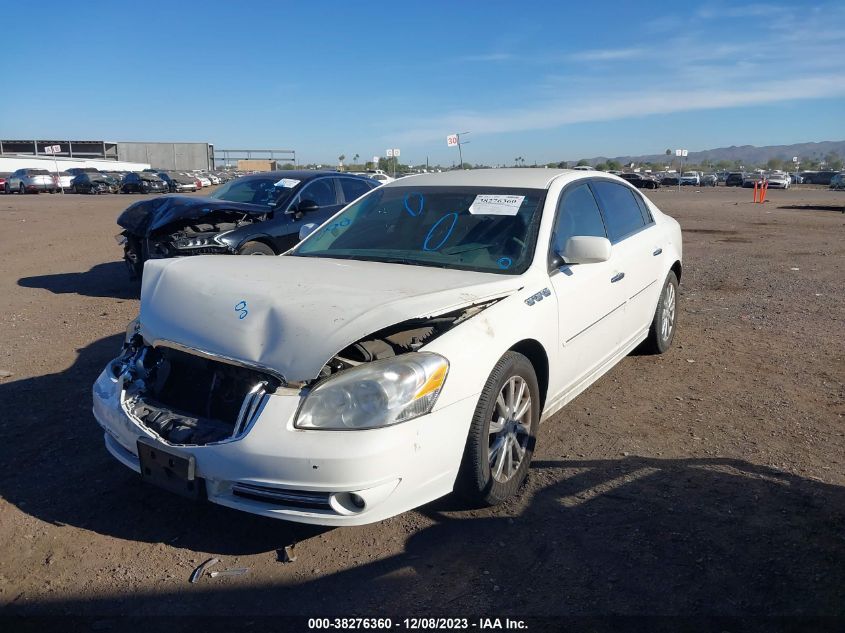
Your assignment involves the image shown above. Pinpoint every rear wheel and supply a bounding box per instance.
[642,271,678,354]
[237,241,275,256]
[19,183,26,194]
[457,351,539,506]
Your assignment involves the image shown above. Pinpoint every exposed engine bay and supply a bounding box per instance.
[317,300,498,379]
[112,335,280,445]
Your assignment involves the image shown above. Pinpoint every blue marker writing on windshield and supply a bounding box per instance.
[403,192,424,217]
[423,212,458,251]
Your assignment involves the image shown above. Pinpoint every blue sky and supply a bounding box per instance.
[2,1,844,166]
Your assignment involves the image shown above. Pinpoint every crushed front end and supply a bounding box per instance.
[110,332,280,445]
[92,321,477,525]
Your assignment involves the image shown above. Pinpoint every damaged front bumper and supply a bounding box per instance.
[91,345,475,526]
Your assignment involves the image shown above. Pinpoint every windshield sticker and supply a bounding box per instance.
[423,212,458,251]
[497,257,513,270]
[468,194,525,216]
[403,192,425,217]
[274,178,301,188]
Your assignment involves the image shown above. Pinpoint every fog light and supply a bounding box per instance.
[329,492,367,515]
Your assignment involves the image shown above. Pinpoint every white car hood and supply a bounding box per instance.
[139,256,522,382]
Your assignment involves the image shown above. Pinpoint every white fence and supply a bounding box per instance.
[0,155,150,173]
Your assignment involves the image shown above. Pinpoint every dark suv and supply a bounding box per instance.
[121,172,168,194]
[116,170,380,278]
[725,172,745,187]
[801,171,837,185]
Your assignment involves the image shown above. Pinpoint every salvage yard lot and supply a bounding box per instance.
[0,185,843,617]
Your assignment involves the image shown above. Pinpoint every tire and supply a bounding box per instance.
[19,183,26,195]
[71,185,78,194]
[457,351,540,506]
[237,241,276,256]
[642,270,679,354]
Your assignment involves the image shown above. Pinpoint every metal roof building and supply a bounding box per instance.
[0,139,214,171]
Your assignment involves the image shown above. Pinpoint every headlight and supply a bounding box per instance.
[295,352,449,430]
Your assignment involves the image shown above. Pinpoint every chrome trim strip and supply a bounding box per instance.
[231,484,332,508]
[565,302,626,344]
[628,279,656,301]
[151,339,287,384]
[232,382,267,438]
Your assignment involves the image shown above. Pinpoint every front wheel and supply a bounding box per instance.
[642,270,678,354]
[237,241,276,256]
[457,351,539,506]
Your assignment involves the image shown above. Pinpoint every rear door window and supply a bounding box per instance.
[590,180,647,243]
[339,177,373,203]
[296,178,338,208]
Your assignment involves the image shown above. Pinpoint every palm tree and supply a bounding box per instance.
[338,154,345,171]
[353,153,359,166]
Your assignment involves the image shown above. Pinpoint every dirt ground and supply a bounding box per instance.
[0,184,843,624]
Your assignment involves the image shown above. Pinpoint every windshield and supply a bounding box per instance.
[293,186,545,275]
[209,176,300,207]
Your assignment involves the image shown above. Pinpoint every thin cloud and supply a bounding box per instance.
[384,2,845,145]
[569,47,645,61]
[392,76,845,142]
[460,53,515,62]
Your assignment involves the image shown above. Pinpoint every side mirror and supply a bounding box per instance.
[560,236,612,265]
[295,199,319,214]
[299,223,319,241]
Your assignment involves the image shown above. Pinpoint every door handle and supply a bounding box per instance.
[652,248,663,256]
[611,272,625,283]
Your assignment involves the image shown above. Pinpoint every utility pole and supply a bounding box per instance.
[456,132,470,168]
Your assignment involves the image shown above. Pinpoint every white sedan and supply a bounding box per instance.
[765,172,790,189]
[92,169,682,525]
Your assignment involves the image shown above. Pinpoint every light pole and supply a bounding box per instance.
[456,131,470,168]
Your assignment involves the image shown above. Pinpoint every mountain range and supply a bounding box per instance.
[575,140,845,167]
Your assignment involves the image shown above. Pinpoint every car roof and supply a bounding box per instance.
[381,168,581,190]
[236,170,355,182]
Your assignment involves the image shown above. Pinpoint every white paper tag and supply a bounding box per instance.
[274,178,301,188]
[468,194,525,216]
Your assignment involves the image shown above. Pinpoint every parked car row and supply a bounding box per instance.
[0,167,237,194]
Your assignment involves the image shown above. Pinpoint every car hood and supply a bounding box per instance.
[117,195,269,235]
[139,256,523,382]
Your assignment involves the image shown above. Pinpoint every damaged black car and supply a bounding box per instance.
[116,170,380,279]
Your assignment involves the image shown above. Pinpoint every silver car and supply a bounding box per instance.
[5,168,60,194]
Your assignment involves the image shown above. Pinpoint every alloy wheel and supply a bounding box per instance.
[661,282,676,341]
[488,376,532,483]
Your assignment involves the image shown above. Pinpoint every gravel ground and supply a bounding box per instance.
[0,185,843,621]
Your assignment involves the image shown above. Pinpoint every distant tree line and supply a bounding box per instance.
[279,151,843,174]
